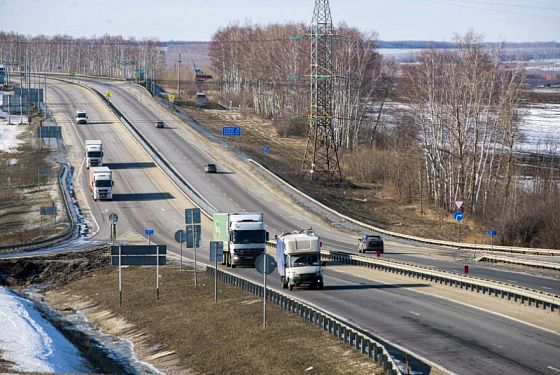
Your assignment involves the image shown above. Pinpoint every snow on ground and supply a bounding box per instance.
[0,124,25,153]
[0,286,91,373]
[518,103,560,153]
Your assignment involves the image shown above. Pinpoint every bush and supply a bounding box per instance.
[272,117,308,138]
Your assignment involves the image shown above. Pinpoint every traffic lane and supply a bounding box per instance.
[90,81,363,243]
[387,252,560,293]
[48,80,196,244]
[230,265,560,375]
[162,238,559,375]
[87,79,555,292]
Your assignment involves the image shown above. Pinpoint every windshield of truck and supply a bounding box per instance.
[232,229,265,244]
[77,113,86,118]
[95,180,112,187]
[87,151,102,157]
[289,254,319,267]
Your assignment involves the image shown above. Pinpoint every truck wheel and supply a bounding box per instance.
[288,281,293,291]
[318,282,324,290]
[282,281,287,289]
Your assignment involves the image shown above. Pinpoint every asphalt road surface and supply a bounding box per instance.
[41,78,560,375]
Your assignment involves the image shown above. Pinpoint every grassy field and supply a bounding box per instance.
[0,119,66,246]
[46,258,381,375]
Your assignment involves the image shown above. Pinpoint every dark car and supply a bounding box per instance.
[155,120,165,128]
[204,163,217,173]
[358,234,384,253]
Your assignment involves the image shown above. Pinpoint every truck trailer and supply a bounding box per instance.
[213,212,268,267]
[276,230,324,290]
[85,140,103,168]
[89,166,113,201]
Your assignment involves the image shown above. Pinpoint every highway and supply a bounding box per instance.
[44,78,560,374]
[82,78,560,295]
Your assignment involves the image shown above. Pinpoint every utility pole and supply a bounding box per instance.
[176,53,182,99]
[301,0,341,182]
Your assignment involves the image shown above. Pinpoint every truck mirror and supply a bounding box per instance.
[112,181,114,187]
[265,231,269,241]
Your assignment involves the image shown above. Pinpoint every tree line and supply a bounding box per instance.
[0,32,162,79]
[209,26,559,248]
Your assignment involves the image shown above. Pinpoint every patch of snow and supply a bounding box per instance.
[517,104,560,153]
[0,124,25,152]
[0,287,91,373]
[6,158,18,166]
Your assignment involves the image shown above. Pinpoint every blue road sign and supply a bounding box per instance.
[209,241,224,263]
[263,146,270,154]
[185,208,201,225]
[222,126,242,137]
[487,230,497,236]
[185,225,202,248]
[454,211,464,222]
[145,229,154,235]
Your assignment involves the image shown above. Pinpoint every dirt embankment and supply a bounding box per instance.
[1,250,383,375]
[0,118,67,247]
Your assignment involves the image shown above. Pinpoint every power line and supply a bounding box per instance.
[421,0,560,19]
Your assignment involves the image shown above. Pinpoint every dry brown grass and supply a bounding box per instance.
[0,119,67,246]
[48,263,381,375]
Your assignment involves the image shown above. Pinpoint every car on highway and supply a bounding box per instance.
[358,233,384,254]
[155,120,165,128]
[204,163,217,173]
[75,110,88,124]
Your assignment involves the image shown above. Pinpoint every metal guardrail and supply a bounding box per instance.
[206,266,402,375]
[0,163,78,254]
[249,159,560,256]
[476,254,560,271]
[322,250,560,313]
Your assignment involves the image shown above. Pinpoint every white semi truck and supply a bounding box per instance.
[276,230,324,290]
[213,212,268,267]
[85,140,103,168]
[89,166,113,200]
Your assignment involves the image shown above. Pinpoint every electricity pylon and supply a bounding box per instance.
[301,0,341,182]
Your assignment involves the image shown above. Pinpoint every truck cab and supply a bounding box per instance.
[89,166,113,200]
[85,140,103,168]
[75,110,88,124]
[277,230,324,290]
[213,212,268,268]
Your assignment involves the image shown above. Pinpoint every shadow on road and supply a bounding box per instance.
[112,192,174,201]
[104,162,156,169]
[320,283,429,291]
[87,121,116,125]
[214,171,235,175]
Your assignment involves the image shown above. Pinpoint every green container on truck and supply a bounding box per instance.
[213,212,268,268]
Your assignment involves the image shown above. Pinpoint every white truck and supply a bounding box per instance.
[85,140,103,168]
[75,110,88,124]
[89,166,113,200]
[276,230,324,290]
[213,212,268,268]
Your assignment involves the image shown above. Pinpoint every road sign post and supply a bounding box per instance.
[111,245,167,305]
[109,213,118,245]
[263,146,270,168]
[186,208,202,287]
[145,228,154,245]
[255,254,276,329]
[454,211,464,243]
[487,230,497,253]
[119,245,122,307]
[210,241,223,303]
[156,245,160,300]
[175,229,187,271]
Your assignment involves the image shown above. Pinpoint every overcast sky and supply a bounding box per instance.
[1,0,559,42]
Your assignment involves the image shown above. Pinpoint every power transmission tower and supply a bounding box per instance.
[301,0,341,182]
